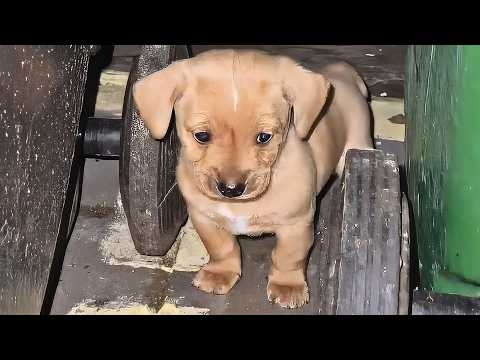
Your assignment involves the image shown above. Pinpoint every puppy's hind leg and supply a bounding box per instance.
[267,222,314,309]
[190,211,241,295]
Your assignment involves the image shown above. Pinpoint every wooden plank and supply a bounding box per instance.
[336,149,401,314]
[317,179,344,314]
[0,45,91,314]
[412,289,480,315]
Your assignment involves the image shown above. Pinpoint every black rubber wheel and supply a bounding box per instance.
[119,45,189,256]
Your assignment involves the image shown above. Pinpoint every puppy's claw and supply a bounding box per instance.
[267,281,309,309]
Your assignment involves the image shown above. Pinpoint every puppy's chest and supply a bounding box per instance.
[207,204,275,236]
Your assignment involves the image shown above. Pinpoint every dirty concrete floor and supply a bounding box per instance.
[51,45,407,315]
[50,67,176,314]
[51,209,171,314]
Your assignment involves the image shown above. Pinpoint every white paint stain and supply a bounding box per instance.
[172,218,209,272]
[100,193,207,272]
[67,297,209,315]
[99,192,179,270]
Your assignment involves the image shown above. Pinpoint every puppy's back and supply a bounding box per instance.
[320,61,368,98]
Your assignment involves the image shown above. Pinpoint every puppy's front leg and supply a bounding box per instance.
[190,211,241,295]
[267,222,314,308]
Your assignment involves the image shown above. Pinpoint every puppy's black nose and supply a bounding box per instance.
[217,182,246,198]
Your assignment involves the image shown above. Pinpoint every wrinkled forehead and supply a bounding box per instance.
[178,53,288,125]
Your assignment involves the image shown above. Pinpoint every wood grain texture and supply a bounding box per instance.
[412,289,480,315]
[316,179,344,314]
[336,150,401,315]
[0,45,91,314]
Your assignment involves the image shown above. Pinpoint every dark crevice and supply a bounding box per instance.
[40,46,115,315]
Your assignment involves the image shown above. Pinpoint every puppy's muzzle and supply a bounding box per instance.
[217,181,246,198]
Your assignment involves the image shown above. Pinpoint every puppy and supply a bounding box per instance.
[133,49,373,308]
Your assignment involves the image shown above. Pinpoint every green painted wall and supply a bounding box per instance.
[406,45,480,297]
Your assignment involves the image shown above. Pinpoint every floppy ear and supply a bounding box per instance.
[282,60,331,139]
[132,61,185,139]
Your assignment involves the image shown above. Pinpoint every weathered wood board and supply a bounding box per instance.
[0,45,91,314]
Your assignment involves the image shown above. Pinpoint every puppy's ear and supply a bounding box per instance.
[133,61,186,139]
[282,60,331,139]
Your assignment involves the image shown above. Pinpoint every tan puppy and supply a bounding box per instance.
[133,49,373,308]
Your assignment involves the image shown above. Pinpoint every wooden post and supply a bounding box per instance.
[0,45,91,314]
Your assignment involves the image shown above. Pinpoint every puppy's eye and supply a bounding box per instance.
[193,131,210,144]
[256,132,273,144]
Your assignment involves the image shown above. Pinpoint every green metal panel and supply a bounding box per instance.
[405,45,480,297]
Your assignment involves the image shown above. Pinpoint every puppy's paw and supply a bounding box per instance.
[267,280,309,309]
[192,268,240,295]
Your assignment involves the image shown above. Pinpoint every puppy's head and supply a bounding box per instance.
[133,50,330,201]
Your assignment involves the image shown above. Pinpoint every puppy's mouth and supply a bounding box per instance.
[195,170,271,201]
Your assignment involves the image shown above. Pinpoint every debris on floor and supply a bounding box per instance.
[68,296,210,315]
[56,189,211,315]
[99,194,179,271]
[371,97,405,142]
[172,219,209,272]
